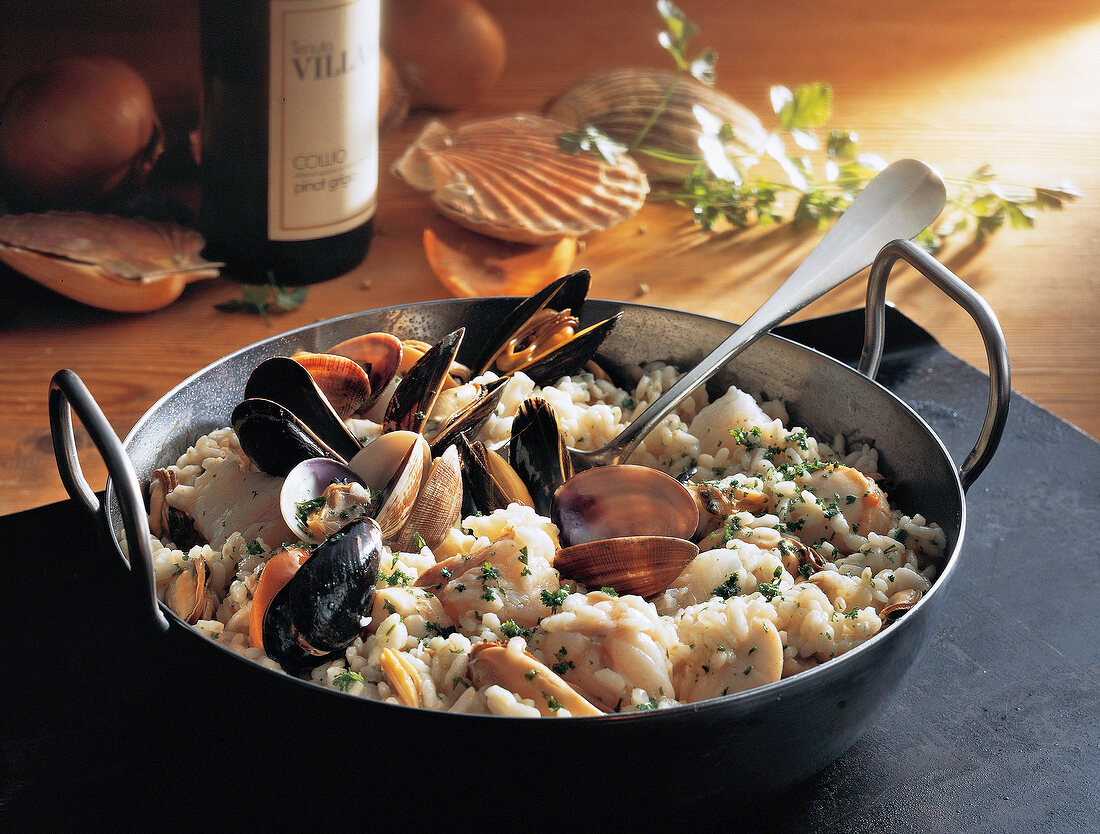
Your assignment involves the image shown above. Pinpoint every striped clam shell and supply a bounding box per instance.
[546,68,768,178]
[391,114,649,244]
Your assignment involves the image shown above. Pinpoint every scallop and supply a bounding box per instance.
[391,114,649,243]
[546,68,768,179]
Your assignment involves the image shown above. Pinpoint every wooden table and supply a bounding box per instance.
[1,0,1097,516]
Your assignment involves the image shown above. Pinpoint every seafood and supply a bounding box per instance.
[391,114,649,243]
[0,211,220,312]
[546,68,768,179]
[262,518,383,672]
[146,271,947,717]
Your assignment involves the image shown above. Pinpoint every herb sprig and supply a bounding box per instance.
[215,272,308,320]
[562,1,1079,252]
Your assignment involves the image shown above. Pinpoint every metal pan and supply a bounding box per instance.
[49,240,1008,814]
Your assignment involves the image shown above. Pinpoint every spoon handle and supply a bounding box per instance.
[575,158,947,469]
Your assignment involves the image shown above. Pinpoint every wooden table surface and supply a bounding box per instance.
[1,0,1097,516]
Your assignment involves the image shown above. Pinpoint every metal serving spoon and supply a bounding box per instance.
[568,157,947,472]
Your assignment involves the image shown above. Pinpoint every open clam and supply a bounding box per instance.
[554,536,699,600]
[280,457,374,544]
[552,464,699,547]
[391,114,649,244]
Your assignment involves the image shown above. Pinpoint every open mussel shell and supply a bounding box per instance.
[427,376,509,457]
[232,398,342,478]
[263,518,383,672]
[280,457,369,544]
[552,465,700,547]
[347,430,432,539]
[382,328,465,434]
[457,435,535,517]
[469,269,620,385]
[554,535,699,600]
[546,68,768,179]
[327,331,404,413]
[509,397,573,518]
[245,357,362,462]
[292,352,372,419]
[391,114,649,244]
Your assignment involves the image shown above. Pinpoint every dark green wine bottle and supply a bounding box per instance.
[199,0,378,285]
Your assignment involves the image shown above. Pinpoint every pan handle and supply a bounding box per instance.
[857,239,1011,492]
[49,369,170,634]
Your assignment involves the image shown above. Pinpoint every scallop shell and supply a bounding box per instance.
[546,68,768,178]
[554,535,699,600]
[391,114,649,243]
[0,211,220,312]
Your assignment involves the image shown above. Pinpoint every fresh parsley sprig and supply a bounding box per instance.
[214,271,308,321]
[562,1,1079,252]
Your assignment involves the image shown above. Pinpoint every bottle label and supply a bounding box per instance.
[268,0,378,241]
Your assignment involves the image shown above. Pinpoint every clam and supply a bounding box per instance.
[0,211,220,312]
[280,457,374,544]
[554,536,699,600]
[466,641,603,716]
[546,68,768,179]
[468,269,621,385]
[778,536,826,578]
[262,518,383,672]
[391,443,463,552]
[327,331,404,414]
[552,465,699,547]
[291,352,372,419]
[348,430,432,540]
[391,114,649,244]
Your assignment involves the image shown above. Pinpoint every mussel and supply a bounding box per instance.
[467,270,621,385]
[262,518,383,672]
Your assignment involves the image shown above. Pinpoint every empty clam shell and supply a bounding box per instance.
[554,535,699,600]
[347,431,431,539]
[392,114,649,243]
[547,68,768,179]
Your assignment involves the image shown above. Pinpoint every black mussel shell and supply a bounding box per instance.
[245,356,362,462]
[468,270,591,377]
[521,312,621,386]
[382,328,465,434]
[263,518,383,672]
[427,376,508,457]
[509,397,573,518]
[232,398,341,478]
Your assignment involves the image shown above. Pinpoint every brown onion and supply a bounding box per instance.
[383,0,505,111]
[0,55,163,210]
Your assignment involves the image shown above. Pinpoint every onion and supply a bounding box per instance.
[0,55,163,210]
[383,0,505,111]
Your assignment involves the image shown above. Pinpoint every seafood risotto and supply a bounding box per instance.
[135,276,945,717]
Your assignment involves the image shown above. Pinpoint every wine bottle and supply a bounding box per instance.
[199,0,379,285]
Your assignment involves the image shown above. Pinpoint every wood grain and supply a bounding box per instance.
[1,0,1097,515]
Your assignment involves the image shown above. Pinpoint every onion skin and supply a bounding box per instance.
[0,55,163,210]
[383,0,505,111]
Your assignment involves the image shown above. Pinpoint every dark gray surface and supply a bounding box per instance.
[1,308,1097,830]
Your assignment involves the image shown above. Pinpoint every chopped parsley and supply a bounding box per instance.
[332,670,365,692]
[518,547,532,577]
[731,426,762,450]
[424,621,457,638]
[757,566,785,601]
[294,495,327,531]
[245,539,264,556]
[636,696,660,711]
[600,586,619,597]
[713,573,741,600]
[540,587,568,611]
[500,619,535,639]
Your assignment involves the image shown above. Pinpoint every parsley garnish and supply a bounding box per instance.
[332,670,364,692]
[540,587,568,612]
[713,573,741,600]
